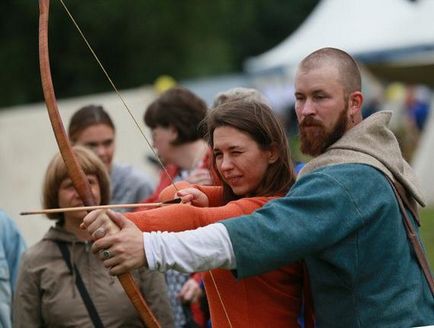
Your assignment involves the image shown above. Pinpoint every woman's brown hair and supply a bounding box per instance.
[202,99,296,202]
[144,87,207,145]
[68,105,115,142]
[42,146,111,221]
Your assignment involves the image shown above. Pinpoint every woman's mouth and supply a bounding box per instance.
[225,176,242,186]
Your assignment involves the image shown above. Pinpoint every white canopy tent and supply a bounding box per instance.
[245,0,434,83]
[246,0,434,73]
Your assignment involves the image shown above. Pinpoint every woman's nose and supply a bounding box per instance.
[220,156,233,171]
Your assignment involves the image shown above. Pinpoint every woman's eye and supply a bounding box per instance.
[87,177,98,185]
[103,140,113,147]
[61,179,73,189]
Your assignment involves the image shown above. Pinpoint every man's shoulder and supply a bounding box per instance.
[296,163,391,197]
[307,163,384,180]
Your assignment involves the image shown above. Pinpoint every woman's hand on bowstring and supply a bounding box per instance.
[177,188,209,207]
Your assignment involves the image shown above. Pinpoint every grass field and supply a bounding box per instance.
[420,207,434,267]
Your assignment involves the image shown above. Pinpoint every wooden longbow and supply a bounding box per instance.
[38,0,160,326]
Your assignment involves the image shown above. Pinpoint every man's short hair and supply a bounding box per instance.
[299,47,361,95]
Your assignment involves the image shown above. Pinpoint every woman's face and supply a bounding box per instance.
[58,174,101,221]
[213,126,276,196]
[74,124,115,171]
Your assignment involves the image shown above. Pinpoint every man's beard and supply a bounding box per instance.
[299,106,349,157]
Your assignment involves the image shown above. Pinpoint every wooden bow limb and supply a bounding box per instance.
[21,198,182,216]
[38,1,160,326]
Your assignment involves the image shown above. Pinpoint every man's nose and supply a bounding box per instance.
[300,98,316,117]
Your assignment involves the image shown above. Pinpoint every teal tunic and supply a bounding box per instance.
[222,163,434,327]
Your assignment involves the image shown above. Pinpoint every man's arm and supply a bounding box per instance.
[221,165,382,278]
[89,165,381,278]
[89,167,363,276]
[144,223,236,273]
[88,209,235,276]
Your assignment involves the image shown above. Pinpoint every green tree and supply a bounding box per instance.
[0,0,318,108]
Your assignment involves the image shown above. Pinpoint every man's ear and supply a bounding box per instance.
[349,91,363,117]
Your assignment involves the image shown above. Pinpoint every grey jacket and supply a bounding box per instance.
[110,163,154,212]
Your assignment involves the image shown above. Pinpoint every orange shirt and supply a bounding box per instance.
[125,184,312,328]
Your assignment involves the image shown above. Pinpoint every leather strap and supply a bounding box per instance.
[387,178,434,296]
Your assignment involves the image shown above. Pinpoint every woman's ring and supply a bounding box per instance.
[102,249,112,260]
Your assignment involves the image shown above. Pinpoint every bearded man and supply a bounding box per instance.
[85,48,434,327]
